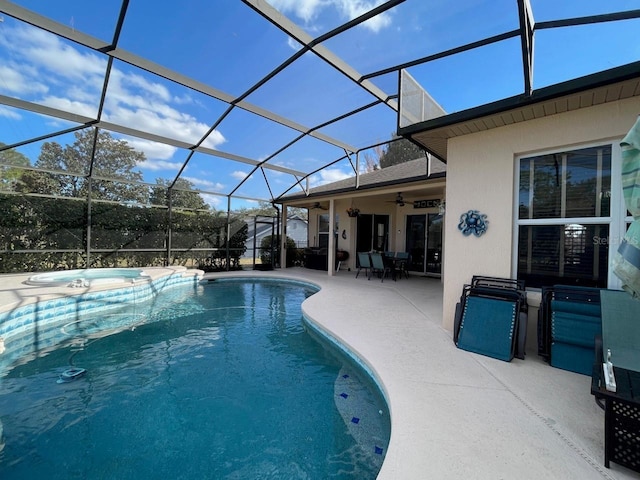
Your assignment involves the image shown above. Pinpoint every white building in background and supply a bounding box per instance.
[243,215,308,260]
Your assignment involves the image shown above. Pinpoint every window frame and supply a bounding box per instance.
[512,140,628,290]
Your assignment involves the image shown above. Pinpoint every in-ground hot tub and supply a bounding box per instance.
[25,268,151,287]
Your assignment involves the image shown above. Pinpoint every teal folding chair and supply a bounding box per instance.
[369,252,392,282]
[356,252,372,279]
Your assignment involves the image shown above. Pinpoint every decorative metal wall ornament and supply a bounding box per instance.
[458,210,489,237]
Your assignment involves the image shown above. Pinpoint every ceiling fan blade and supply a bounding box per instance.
[307,202,328,210]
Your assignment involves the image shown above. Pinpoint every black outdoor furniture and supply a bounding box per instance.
[391,251,410,279]
[303,247,327,270]
[592,335,640,473]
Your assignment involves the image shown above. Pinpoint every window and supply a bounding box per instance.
[515,144,624,288]
[317,214,337,249]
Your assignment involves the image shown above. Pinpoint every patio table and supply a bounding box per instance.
[591,350,640,472]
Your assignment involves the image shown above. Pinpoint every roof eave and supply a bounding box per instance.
[398,60,640,138]
[276,171,446,204]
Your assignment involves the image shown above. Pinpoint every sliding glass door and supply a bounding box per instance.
[406,213,442,275]
[356,214,389,253]
[425,213,443,275]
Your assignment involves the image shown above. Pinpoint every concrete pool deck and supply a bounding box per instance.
[0,266,636,479]
[203,268,636,480]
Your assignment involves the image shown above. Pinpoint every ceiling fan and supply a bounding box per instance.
[386,192,405,207]
[308,202,328,210]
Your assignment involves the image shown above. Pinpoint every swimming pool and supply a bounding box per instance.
[25,268,150,287]
[0,278,390,479]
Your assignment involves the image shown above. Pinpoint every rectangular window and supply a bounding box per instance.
[317,213,337,249]
[518,146,611,220]
[516,145,614,288]
[517,224,609,288]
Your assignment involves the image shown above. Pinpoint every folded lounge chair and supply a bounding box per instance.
[454,275,527,362]
[537,285,602,375]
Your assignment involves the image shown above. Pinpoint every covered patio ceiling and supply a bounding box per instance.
[1,0,639,211]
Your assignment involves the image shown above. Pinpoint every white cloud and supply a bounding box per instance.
[269,0,325,23]
[138,159,183,172]
[173,93,199,105]
[182,176,225,192]
[8,25,107,81]
[231,170,249,180]
[0,64,48,96]
[0,24,106,110]
[104,69,226,149]
[203,129,225,148]
[123,72,171,102]
[125,138,178,162]
[337,0,392,32]
[309,167,352,187]
[202,193,224,209]
[270,0,392,33]
[1,21,226,157]
[287,37,303,51]
[0,105,22,120]
[40,96,98,118]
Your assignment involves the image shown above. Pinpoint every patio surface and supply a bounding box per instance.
[0,267,637,479]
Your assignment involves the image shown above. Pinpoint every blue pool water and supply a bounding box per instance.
[0,279,389,479]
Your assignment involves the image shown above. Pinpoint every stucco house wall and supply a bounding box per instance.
[442,96,640,332]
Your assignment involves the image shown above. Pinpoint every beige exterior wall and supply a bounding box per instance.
[442,96,640,331]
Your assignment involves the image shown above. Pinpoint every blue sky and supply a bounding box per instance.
[0,0,639,209]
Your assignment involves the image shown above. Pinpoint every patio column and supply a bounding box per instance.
[281,205,288,268]
[328,199,336,276]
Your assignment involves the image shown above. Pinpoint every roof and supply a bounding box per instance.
[278,156,446,202]
[399,61,640,161]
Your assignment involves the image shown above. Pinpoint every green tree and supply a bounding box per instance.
[151,177,209,210]
[0,143,31,191]
[22,129,147,202]
[379,135,425,169]
[260,234,296,268]
[238,201,307,221]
